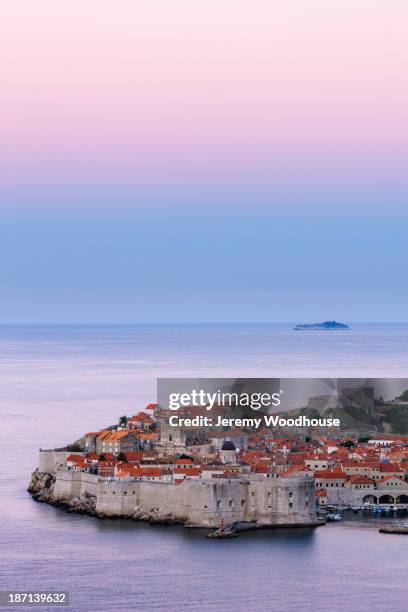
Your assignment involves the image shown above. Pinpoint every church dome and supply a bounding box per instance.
[221,440,236,451]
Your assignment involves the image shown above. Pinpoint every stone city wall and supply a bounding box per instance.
[53,470,99,499]
[50,467,318,527]
[39,450,84,474]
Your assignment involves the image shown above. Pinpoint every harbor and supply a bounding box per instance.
[319,503,408,519]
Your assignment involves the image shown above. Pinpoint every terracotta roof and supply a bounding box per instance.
[145,403,159,410]
[124,451,144,462]
[349,475,374,485]
[116,465,163,478]
[141,467,162,477]
[305,454,332,460]
[174,467,201,476]
[99,453,114,460]
[137,433,157,440]
[116,464,143,478]
[380,475,405,483]
[380,463,403,472]
[66,454,84,462]
[85,453,99,460]
[129,412,148,422]
[314,470,347,480]
[97,431,112,440]
[98,430,135,442]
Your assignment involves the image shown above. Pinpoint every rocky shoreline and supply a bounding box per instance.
[379,525,408,535]
[28,469,185,525]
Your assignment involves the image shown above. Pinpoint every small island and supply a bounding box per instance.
[294,320,350,330]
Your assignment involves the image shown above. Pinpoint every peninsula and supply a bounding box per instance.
[28,404,320,530]
[294,320,350,330]
[28,403,408,529]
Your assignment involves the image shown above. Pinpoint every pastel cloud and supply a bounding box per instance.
[0,1,407,211]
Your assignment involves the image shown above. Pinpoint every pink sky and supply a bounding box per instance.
[1,1,408,207]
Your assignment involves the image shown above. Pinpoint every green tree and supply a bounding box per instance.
[339,440,355,448]
[66,443,83,452]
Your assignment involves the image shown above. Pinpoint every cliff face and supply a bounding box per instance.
[28,468,97,515]
[28,469,55,499]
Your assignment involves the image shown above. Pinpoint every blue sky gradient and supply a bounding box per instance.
[2,2,408,323]
[2,195,407,322]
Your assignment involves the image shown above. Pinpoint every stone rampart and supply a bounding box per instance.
[50,467,318,528]
[39,450,83,474]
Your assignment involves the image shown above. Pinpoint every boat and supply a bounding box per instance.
[207,517,238,539]
[326,513,342,522]
[207,530,237,539]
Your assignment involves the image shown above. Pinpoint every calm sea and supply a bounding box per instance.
[1,323,408,611]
